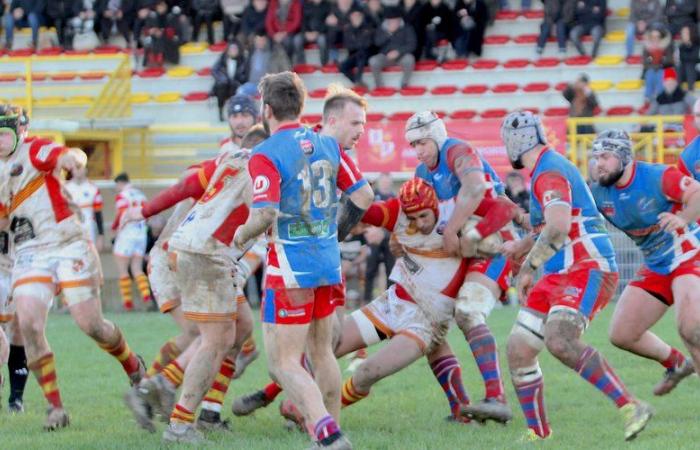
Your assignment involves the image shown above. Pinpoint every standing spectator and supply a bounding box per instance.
[421,0,452,61]
[191,0,218,45]
[647,67,695,116]
[97,0,135,45]
[504,171,530,213]
[626,0,662,58]
[563,73,599,134]
[678,25,699,91]
[293,0,330,65]
[211,40,248,120]
[132,0,156,48]
[536,0,575,56]
[402,0,424,61]
[569,0,606,58]
[240,0,267,47]
[265,0,302,63]
[220,0,247,42]
[369,7,416,88]
[339,5,373,87]
[453,0,489,58]
[4,0,45,49]
[325,0,354,65]
[239,27,289,94]
[46,1,74,49]
[163,4,184,63]
[642,22,674,102]
[665,0,696,36]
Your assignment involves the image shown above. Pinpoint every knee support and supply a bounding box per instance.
[510,362,543,385]
[510,308,546,353]
[454,282,496,330]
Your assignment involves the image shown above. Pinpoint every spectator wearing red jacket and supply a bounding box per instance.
[265,0,302,62]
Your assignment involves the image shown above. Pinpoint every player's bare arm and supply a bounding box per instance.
[659,177,700,231]
[443,158,487,255]
[233,207,277,250]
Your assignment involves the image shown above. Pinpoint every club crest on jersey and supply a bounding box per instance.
[680,176,693,191]
[600,201,615,216]
[300,139,314,155]
[10,163,22,176]
[542,189,562,207]
[72,259,85,273]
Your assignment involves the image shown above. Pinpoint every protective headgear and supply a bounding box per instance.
[0,104,26,158]
[405,111,448,149]
[399,177,439,218]
[227,94,259,120]
[591,129,632,168]
[500,110,547,169]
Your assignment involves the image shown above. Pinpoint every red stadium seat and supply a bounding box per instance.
[480,108,508,119]
[495,10,520,20]
[197,67,212,76]
[400,85,427,96]
[321,64,339,74]
[351,85,368,95]
[484,35,510,45]
[37,47,62,56]
[184,91,209,102]
[80,71,107,80]
[430,85,458,95]
[8,48,33,57]
[50,72,77,81]
[388,111,413,121]
[607,106,634,116]
[293,64,317,74]
[308,88,327,99]
[554,81,569,91]
[32,73,47,81]
[64,49,90,55]
[138,67,165,78]
[503,58,530,68]
[522,10,544,19]
[533,57,560,67]
[415,60,439,71]
[626,55,642,65]
[366,112,385,121]
[472,59,499,70]
[544,107,569,117]
[370,87,397,97]
[93,45,122,54]
[0,74,19,82]
[450,109,478,120]
[209,42,227,52]
[514,34,539,44]
[523,82,550,92]
[462,84,489,94]
[303,42,319,50]
[492,83,519,93]
[521,106,540,114]
[442,59,469,70]
[383,65,404,73]
[301,113,322,124]
[564,55,592,66]
[434,110,448,119]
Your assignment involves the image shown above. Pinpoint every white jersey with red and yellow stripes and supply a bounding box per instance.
[65,179,103,243]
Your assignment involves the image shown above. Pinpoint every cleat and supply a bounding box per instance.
[279,399,306,433]
[460,398,513,424]
[162,422,205,444]
[124,384,155,433]
[233,349,259,380]
[129,354,147,387]
[8,399,25,414]
[653,359,695,396]
[444,414,473,424]
[308,434,353,449]
[620,401,653,441]
[141,374,177,422]
[520,429,551,442]
[232,390,273,416]
[196,409,231,432]
[44,406,70,431]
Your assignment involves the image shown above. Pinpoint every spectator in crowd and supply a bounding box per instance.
[365,0,384,28]
[133,0,156,48]
[402,0,425,61]
[369,7,416,88]
[97,0,134,45]
[626,0,662,58]
[142,10,165,66]
[141,2,183,67]
[265,0,302,63]
[220,0,247,42]
[191,0,218,45]
[240,0,267,47]
[211,40,248,120]
[678,25,699,91]
[569,0,606,58]
[504,171,530,213]
[647,67,695,116]
[339,5,373,87]
[325,0,354,65]
[453,0,489,58]
[563,73,599,134]
[642,22,674,102]
[421,0,452,62]
[4,0,45,49]
[499,0,531,12]
[536,0,575,56]
[238,27,289,94]
[664,0,697,36]
[45,0,74,49]
[294,0,330,65]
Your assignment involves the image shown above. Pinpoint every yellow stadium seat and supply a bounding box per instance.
[180,42,208,54]
[616,79,643,90]
[595,55,623,66]
[154,92,181,103]
[616,7,630,17]
[65,96,95,106]
[604,30,625,43]
[34,96,65,107]
[590,80,612,91]
[131,92,151,104]
[167,66,195,78]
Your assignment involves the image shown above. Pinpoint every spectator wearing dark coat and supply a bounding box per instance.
[369,7,416,88]
[220,0,247,42]
[421,0,452,61]
[240,0,267,46]
[665,0,697,36]
[293,0,330,65]
[569,0,606,58]
[339,5,373,86]
[402,0,424,61]
[132,0,156,48]
[4,0,46,49]
[45,0,76,48]
[211,40,248,120]
[69,0,99,37]
[265,0,302,61]
[453,0,489,58]
[325,0,354,63]
[96,0,135,45]
[678,25,700,91]
[192,0,218,44]
[536,0,575,55]
[563,73,600,134]
[648,67,695,116]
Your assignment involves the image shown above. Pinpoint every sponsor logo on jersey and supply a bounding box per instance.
[300,139,314,155]
[680,176,693,191]
[278,308,306,318]
[600,201,615,216]
[10,163,22,176]
[253,175,270,195]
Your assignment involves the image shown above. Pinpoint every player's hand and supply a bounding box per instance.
[501,239,528,261]
[95,235,104,252]
[458,234,479,258]
[233,227,247,251]
[658,212,687,232]
[59,148,87,172]
[515,270,534,304]
[389,237,405,257]
[120,206,144,229]
[442,227,461,256]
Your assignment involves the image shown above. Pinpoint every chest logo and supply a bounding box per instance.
[253,175,270,195]
[300,139,314,155]
[601,202,615,216]
[10,163,22,176]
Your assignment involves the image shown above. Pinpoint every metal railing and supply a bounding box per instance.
[85,55,131,119]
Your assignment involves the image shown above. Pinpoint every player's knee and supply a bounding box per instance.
[507,309,545,365]
[608,326,632,350]
[455,309,486,332]
[454,282,495,332]
[678,320,700,347]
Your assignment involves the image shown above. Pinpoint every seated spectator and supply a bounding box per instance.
[626,0,662,58]
[647,67,695,116]
[453,0,489,58]
[265,0,302,63]
[369,7,416,88]
[240,0,267,47]
[133,0,156,48]
[294,0,330,65]
[339,6,373,87]
[4,0,44,49]
[665,0,696,36]
[569,0,606,58]
[325,0,354,65]
[141,2,182,67]
[238,27,289,95]
[642,22,674,102]
[421,0,452,62]
[97,0,134,46]
[211,40,248,121]
[192,0,218,45]
[504,171,530,213]
[46,1,75,49]
[69,0,99,39]
[402,0,424,61]
[142,10,165,67]
[365,0,384,28]
[499,0,531,12]
[220,0,247,42]
[536,0,575,56]
[678,25,699,91]
[563,73,599,134]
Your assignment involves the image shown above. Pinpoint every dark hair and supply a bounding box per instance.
[114,172,130,183]
[241,124,269,149]
[258,71,306,121]
[322,85,367,122]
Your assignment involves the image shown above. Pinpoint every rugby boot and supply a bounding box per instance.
[128,354,147,387]
[162,422,205,444]
[232,389,273,416]
[309,434,353,449]
[460,397,513,424]
[233,349,259,380]
[196,409,231,432]
[141,373,177,422]
[8,399,24,414]
[280,399,306,433]
[620,400,654,441]
[124,383,155,433]
[653,358,695,396]
[44,406,70,431]
[520,429,552,442]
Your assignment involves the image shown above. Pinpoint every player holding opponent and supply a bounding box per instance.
[592,130,699,395]
[65,164,105,251]
[500,111,652,441]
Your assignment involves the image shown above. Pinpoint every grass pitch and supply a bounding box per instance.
[1,305,698,449]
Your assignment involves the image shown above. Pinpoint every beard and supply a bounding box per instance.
[597,167,624,187]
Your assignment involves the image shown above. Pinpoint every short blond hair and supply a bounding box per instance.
[322,84,367,122]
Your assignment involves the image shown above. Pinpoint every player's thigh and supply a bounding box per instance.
[262,321,310,368]
[333,314,367,358]
[672,274,700,332]
[235,299,254,344]
[13,284,52,335]
[609,284,668,341]
[354,334,424,385]
[464,269,502,300]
